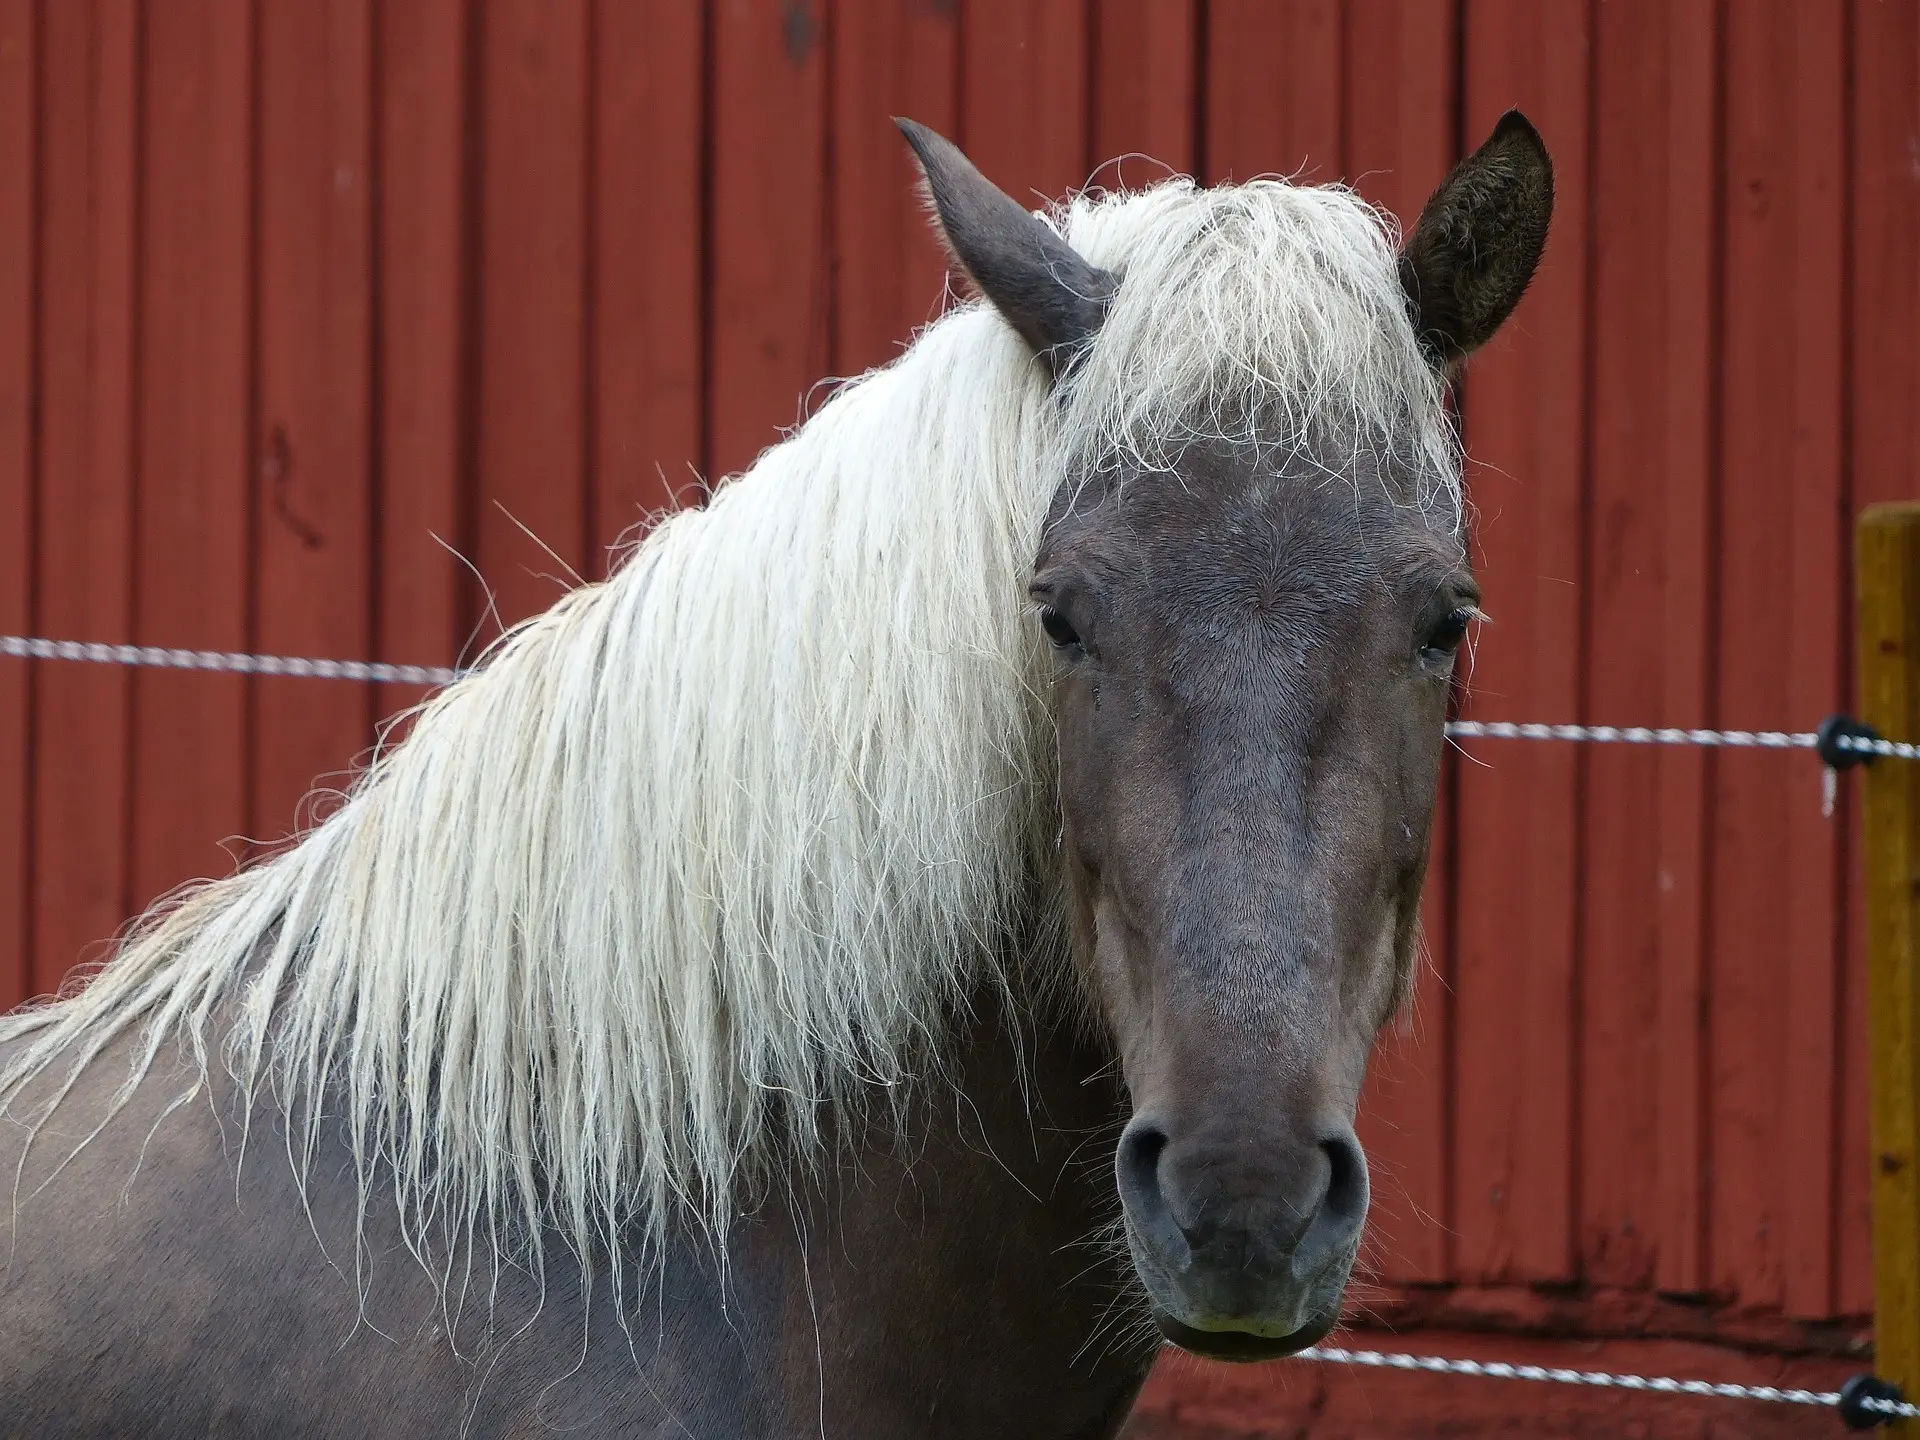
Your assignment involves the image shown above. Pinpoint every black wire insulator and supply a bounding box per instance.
[1816,714,1882,771]
[1838,1373,1904,1429]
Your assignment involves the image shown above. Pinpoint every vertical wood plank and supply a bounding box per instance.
[1778,0,1849,1322]
[830,0,957,380]
[376,0,469,722]
[33,0,138,995]
[1344,0,1459,229]
[1859,503,1920,1420]
[0,0,34,1010]
[475,0,588,625]
[959,0,1089,209]
[252,0,374,847]
[1712,0,1846,1316]
[708,0,827,486]
[132,0,252,911]
[1090,0,1195,184]
[1451,0,1589,1289]
[1581,0,1718,1297]
[1203,0,1342,185]
[1845,0,1920,1322]
[1343,0,1460,1287]
[1650,0,1720,1304]
[594,0,704,557]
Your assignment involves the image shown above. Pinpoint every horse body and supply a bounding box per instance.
[0,116,1552,1434]
[0,991,1151,1436]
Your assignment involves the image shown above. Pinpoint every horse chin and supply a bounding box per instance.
[1151,1309,1337,1364]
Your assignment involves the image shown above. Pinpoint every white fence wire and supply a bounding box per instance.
[1447,717,1919,763]
[3,633,1915,764]
[0,634,463,687]
[1299,1345,1917,1426]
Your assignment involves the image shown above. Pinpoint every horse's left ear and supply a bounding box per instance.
[1400,110,1554,368]
[895,117,1116,376]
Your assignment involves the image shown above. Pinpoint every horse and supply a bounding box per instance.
[0,113,1551,1437]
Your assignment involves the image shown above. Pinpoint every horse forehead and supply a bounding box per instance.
[1108,444,1439,583]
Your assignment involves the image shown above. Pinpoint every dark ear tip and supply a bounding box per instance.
[1486,109,1550,167]
[1490,109,1540,142]
[893,116,944,167]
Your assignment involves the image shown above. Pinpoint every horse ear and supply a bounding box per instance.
[895,117,1116,375]
[1399,109,1554,367]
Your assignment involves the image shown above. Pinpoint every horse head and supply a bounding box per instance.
[899,113,1552,1361]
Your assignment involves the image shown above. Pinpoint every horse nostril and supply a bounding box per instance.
[1115,1120,1167,1218]
[1321,1131,1366,1222]
[1115,1118,1192,1271]
[1292,1129,1369,1282]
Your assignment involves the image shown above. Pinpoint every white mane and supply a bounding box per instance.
[0,173,1454,1286]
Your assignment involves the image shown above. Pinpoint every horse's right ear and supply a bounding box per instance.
[895,117,1116,376]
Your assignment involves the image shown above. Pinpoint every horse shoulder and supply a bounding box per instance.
[0,1026,779,1438]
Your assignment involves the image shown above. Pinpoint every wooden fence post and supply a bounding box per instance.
[1862,502,1920,1425]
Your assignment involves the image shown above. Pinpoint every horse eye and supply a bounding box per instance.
[1038,606,1082,651]
[1422,608,1471,659]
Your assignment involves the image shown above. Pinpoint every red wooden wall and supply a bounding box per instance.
[1,0,1916,1384]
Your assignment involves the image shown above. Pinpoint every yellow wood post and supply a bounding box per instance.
[1862,502,1920,1425]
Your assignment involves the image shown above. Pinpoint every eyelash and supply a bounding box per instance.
[1038,606,1083,651]
[1420,607,1473,661]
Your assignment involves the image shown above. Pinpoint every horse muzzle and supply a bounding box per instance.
[1114,1113,1367,1362]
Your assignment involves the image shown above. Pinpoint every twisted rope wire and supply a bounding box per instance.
[0,634,465,688]
[1299,1345,1920,1420]
[5,633,1914,763]
[1444,717,1919,763]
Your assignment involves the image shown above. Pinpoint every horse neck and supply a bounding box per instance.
[716,981,1154,1435]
